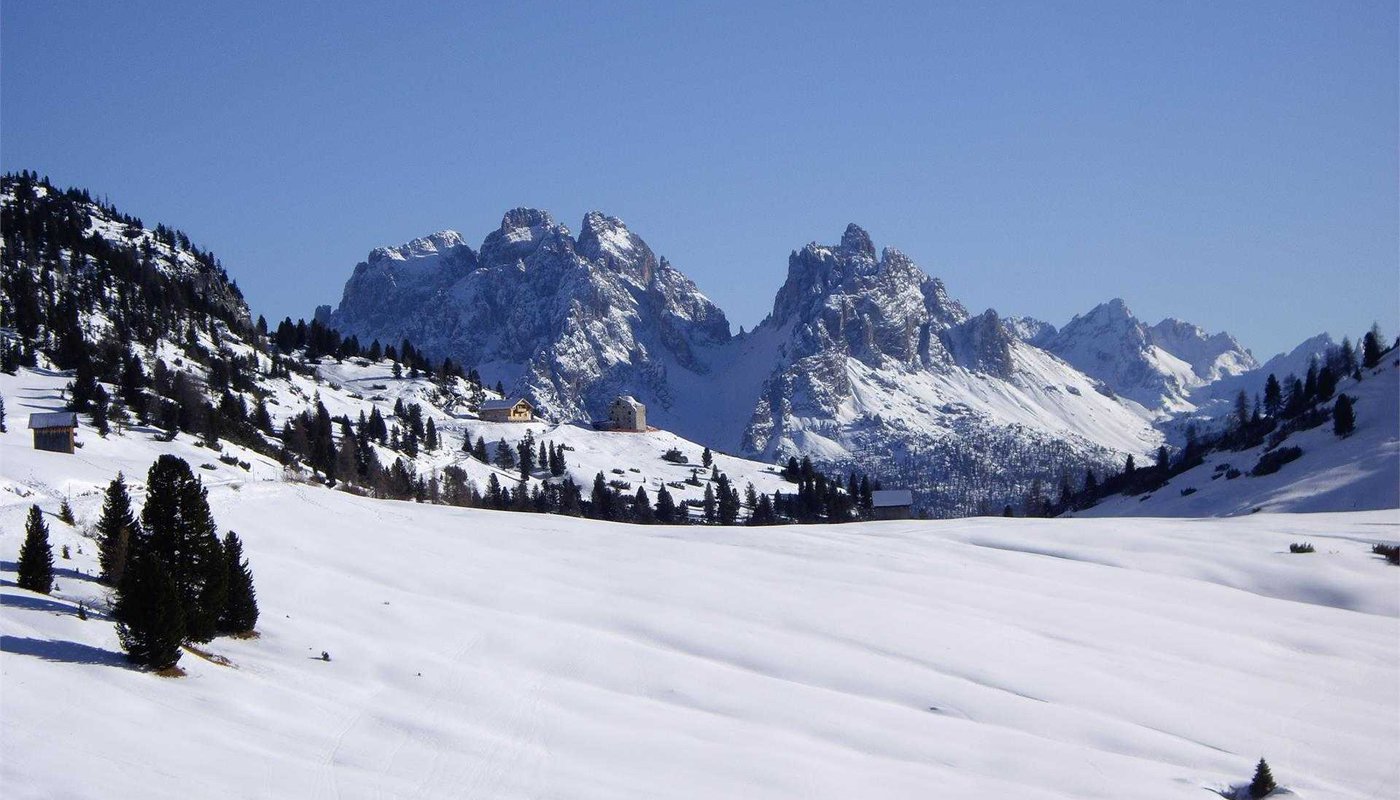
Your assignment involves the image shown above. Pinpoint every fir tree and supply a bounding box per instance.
[473,436,488,462]
[655,484,678,524]
[633,486,654,523]
[97,473,138,585]
[114,554,185,671]
[702,447,713,468]
[424,418,438,451]
[217,531,258,634]
[1263,374,1282,417]
[702,484,717,524]
[495,438,516,470]
[140,455,226,643]
[590,472,613,519]
[1362,324,1383,368]
[58,498,75,525]
[0,394,6,432]
[1249,758,1276,798]
[1333,394,1355,438]
[16,505,54,594]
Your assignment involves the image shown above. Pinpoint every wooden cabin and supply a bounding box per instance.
[29,411,78,454]
[870,489,914,520]
[479,397,534,423]
[608,396,647,432]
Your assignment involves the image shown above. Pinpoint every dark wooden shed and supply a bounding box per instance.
[871,489,914,520]
[28,411,78,454]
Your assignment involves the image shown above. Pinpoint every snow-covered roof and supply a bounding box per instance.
[612,395,644,409]
[28,412,77,429]
[480,398,531,411]
[871,489,913,508]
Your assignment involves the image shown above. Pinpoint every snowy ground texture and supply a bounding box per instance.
[3,472,1397,797]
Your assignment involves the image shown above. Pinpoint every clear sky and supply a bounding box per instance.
[3,1,1395,358]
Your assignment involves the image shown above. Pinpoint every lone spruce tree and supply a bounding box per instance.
[1333,394,1355,438]
[217,531,259,635]
[16,505,54,594]
[97,473,138,585]
[140,455,226,642]
[1249,758,1276,798]
[114,554,185,670]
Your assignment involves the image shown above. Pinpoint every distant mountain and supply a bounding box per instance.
[331,219,1172,515]
[1035,298,1256,413]
[330,209,730,423]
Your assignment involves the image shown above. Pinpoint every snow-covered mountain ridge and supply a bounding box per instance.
[332,219,1182,514]
[1021,298,1258,413]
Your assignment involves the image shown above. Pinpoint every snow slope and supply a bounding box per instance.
[1081,360,1399,518]
[2,423,1397,797]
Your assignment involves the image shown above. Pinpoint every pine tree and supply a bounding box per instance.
[1234,390,1250,430]
[633,486,654,523]
[1362,323,1383,368]
[140,455,226,643]
[114,554,185,671]
[655,485,678,524]
[702,447,713,468]
[0,394,6,432]
[97,473,138,585]
[1249,758,1276,798]
[58,498,75,525]
[425,418,438,451]
[590,472,613,519]
[473,436,488,462]
[1333,394,1355,438]
[495,438,515,470]
[1263,373,1282,417]
[218,531,259,635]
[702,484,717,523]
[16,505,54,594]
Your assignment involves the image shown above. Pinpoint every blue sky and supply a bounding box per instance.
[3,1,1395,357]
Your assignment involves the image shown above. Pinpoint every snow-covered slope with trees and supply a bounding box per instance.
[2,436,1396,798]
[1079,358,1399,517]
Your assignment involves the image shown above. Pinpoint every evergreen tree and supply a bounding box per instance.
[1002,505,1014,517]
[473,436,488,462]
[590,472,613,519]
[633,486,654,523]
[140,455,226,642]
[1124,454,1135,474]
[58,498,75,525]
[702,447,713,468]
[1338,337,1357,375]
[702,484,717,524]
[114,554,185,671]
[424,418,438,451]
[0,394,6,432]
[655,485,678,524]
[1362,324,1383,368]
[1234,390,1250,430]
[97,473,138,585]
[1263,374,1282,417]
[494,438,516,470]
[16,505,54,594]
[1333,394,1355,438]
[1249,758,1276,798]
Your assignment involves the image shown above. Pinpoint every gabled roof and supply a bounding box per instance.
[612,395,644,409]
[480,397,532,411]
[28,411,78,429]
[871,489,913,507]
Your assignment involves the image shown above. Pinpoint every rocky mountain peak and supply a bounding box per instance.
[577,211,658,285]
[839,223,876,259]
[480,207,570,267]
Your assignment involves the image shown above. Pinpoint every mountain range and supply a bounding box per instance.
[326,211,1292,509]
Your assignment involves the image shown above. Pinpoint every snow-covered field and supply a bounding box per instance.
[3,441,1397,797]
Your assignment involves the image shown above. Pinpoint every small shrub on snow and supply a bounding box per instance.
[1180,487,1197,496]
[1288,542,1315,554]
[1250,446,1302,477]
[1373,543,1400,566]
[1225,468,1242,480]
[661,448,688,464]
